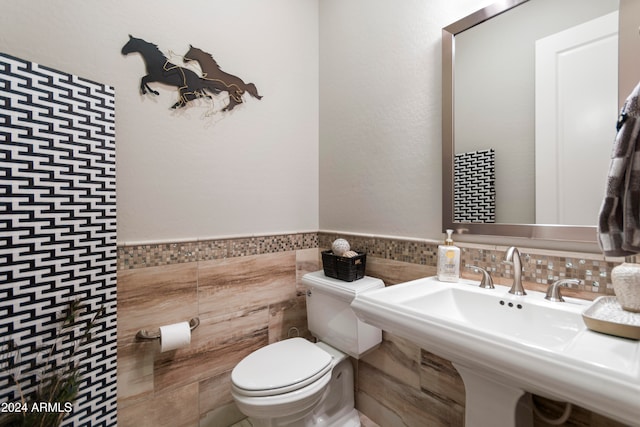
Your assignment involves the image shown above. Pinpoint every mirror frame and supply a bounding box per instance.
[442,0,599,243]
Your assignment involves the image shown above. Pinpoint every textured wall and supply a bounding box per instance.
[318,0,493,239]
[0,0,319,244]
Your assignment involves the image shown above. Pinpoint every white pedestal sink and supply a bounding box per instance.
[453,365,532,427]
[350,276,640,426]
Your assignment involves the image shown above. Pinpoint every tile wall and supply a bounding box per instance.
[116,231,629,427]
[116,233,318,427]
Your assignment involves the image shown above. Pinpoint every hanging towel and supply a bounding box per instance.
[598,82,640,256]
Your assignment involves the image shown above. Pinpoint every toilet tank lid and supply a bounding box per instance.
[302,271,384,301]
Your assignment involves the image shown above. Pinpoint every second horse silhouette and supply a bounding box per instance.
[184,45,262,112]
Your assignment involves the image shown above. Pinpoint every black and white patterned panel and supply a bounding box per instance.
[0,53,117,426]
[454,148,495,223]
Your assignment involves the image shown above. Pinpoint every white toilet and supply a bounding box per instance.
[231,270,384,427]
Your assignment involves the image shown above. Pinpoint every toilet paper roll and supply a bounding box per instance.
[159,321,191,352]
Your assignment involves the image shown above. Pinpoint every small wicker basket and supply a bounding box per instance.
[321,250,366,282]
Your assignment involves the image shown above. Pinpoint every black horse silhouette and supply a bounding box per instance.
[184,45,262,112]
[121,35,225,109]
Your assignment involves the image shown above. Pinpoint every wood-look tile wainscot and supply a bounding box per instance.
[116,232,629,427]
[117,237,319,427]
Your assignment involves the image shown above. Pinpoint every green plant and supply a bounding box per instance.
[0,300,104,427]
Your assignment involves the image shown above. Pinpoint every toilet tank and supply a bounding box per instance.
[302,271,384,359]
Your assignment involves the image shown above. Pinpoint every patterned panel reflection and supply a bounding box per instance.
[454,148,496,223]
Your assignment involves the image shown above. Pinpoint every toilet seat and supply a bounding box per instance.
[231,338,333,397]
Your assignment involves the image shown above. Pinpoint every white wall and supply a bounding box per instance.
[0,0,319,244]
[619,0,640,104]
[318,0,494,240]
[8,0,585,247]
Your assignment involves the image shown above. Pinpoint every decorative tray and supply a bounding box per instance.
[582,296,640,340]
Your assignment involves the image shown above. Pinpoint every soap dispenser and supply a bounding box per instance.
[437,229,460,282]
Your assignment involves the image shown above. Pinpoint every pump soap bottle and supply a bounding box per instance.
[437,229,460,282]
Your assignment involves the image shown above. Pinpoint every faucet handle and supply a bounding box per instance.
[545,279,581,302]
[466,266,494,289]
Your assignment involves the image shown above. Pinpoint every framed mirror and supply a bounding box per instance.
[442,0,621,243]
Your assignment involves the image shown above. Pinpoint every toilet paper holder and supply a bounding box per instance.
[136,317,200,341]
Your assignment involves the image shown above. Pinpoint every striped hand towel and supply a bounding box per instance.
[598,82,640,256]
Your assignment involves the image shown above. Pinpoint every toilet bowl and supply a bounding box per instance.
[231,339,358,427]
[230,271,384,427]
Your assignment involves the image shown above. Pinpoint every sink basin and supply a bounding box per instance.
[403,286,584,350]
[351,276,640,426]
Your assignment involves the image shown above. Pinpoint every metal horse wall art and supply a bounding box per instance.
[121,35,223,109]
[183,45,262,112]
[121,35,261,112]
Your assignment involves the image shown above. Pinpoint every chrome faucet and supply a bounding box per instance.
[504,246,526,295]
[466,265,494,289]
[545,279,581,302]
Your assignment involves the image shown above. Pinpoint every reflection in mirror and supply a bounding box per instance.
[443,0,620,242]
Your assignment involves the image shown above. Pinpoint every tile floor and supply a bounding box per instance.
[231,411,379,426]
